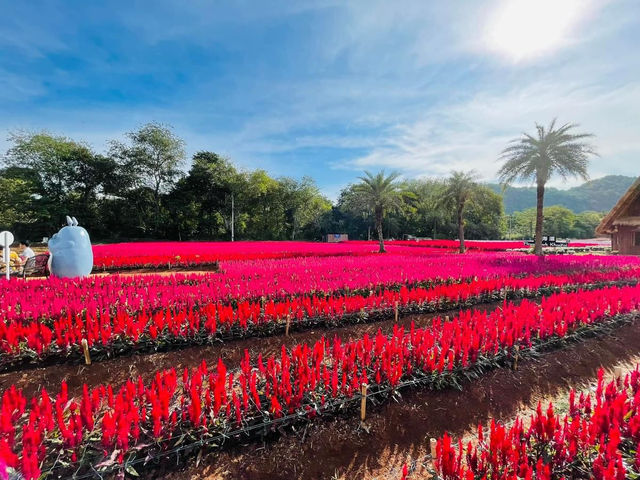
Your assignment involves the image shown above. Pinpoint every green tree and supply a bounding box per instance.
[352,171,406,253]
[3,132,117,236]
[512,208,537,239]
[4,132,84,204]
[438,171,480,253]
[176,152,237,238]
[543,205,575,238]
[464,186,505,240]
[110,123,185,235]
[0,175,39,231]
[404,179,448,239]
[279,176,331,240]
[498,119,597,255]
[320,186,372,240]
[573,211,604,239]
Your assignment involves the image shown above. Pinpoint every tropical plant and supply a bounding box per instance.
[352,171,406,253]
[498,119,596,255]
[438,171,480,253]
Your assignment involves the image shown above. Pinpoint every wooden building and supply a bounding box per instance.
[596,177,640,255]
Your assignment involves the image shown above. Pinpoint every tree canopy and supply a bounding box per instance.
[0,124,552,244]
[498,119,597,254]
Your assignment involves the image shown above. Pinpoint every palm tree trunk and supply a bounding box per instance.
[376,207,385,253]
[534,182,545,256]
[458,207,465,254]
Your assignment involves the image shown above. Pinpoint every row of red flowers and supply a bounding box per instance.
[2,266,639,367]
[349,240,529,250]
[3,253,637,324]
[2,283,640,478]
[350,239,605,251]
[92,241,609,271]
[435,366,640,480]
[92,241,446,269]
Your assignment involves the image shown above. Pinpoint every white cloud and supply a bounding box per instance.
[342,81,640,185]
[1,0,638,198]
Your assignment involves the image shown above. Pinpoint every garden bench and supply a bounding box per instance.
[22,253,50,279]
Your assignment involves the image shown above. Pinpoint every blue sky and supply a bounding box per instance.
[1,0,639,199]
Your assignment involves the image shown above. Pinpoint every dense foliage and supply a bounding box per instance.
[0,126,509,242]
[507,206,604,239]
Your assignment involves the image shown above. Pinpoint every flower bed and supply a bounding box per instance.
[91,239,609,271]
[91,241,430,270]
[351,239,606,251]
[2,283,640,479]
[2,267,640,368]
[4,253,637,324]
[435,367,640,479]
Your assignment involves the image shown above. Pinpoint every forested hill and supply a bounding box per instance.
[488,175,637,213]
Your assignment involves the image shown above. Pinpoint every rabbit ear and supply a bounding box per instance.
[72,217,78,226]
[66,216,73,226]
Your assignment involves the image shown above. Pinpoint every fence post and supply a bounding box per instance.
[81,339,91,365]
[285,315,291,337]
[394,301,399,322]
[360,384,368,422]
[430,437,437,460]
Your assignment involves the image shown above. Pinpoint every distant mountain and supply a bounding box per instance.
[488,175,637,213]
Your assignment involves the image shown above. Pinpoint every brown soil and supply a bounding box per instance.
[95,263,219,275]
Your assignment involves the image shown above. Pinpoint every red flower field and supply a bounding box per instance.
[0,241,638,479]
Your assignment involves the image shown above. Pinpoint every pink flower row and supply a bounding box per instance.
[92,241,430,269]
[3,252,637,324]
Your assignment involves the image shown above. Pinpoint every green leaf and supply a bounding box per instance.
[125,464,140,477]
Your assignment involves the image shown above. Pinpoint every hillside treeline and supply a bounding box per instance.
[0,124,602,242]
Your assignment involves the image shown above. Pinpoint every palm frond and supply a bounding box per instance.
[497,120,596,187]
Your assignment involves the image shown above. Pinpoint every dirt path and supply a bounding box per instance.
[0,303,503,398]
[144,318,640,480]
[92,263,219,276]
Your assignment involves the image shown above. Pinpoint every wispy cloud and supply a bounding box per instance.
[340,80,640,185]
[0,0,638,196]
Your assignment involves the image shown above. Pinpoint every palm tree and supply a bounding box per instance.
[498,119,596,255]
[439,170,479,253]
[352,170,405,253]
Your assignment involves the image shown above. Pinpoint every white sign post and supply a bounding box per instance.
[0,231,15,280]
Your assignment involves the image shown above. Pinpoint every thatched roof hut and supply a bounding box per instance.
[596,177,640,254]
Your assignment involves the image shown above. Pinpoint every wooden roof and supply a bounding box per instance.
[596,176,640,234]
[612,216,640,227]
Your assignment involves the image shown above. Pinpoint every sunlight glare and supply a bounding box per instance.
[486,0,584,61]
